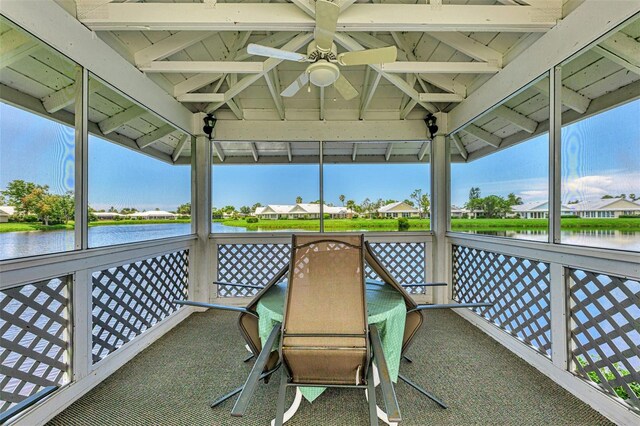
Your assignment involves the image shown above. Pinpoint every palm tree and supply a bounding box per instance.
[339,194,345,206]
[295,196,302,204]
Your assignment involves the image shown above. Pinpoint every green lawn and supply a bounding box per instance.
[2,217,639,234]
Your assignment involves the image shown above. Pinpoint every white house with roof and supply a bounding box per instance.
[93,212,125,220]
[0,206,16,223]
[510,201,574,219]
[377,202,421,218]
[451,205,480,219]
[254,204,353,220]
[569,198,640,218]
[127,210,178,220]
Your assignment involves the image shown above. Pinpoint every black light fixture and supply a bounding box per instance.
[424,114,438,139]
[202,113,217,140]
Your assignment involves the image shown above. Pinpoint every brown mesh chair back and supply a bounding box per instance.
[364,241,423,354]
[280,235,369,385]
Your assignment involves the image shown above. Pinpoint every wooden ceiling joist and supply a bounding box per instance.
[41,78,101,113]
[133,31,212,66]
[418,141,430,161]
[213,141,226,162]
[98,104,146,135]
[381,61,500,74]
[177,93,225,103]
[419,93,465,103]
[264,70,285,120]
[0,29,40,69]
[428,32,504,67]
[79,4,558,33]
[171,134,189,163]
[139,61,264,74]
[450,133,468,160]
[360,72,382,120]
[136,124,175,149]
[493,105,538,133]
[462,124,502,148]
[533,80,590,114]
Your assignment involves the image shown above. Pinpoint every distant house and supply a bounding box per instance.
[451,206,479,219]
[377,202,421,218]
[93,212,124,220]
[510,201,573,219]
[127,210,178,220]
[569,198,640,218]
[0,206,16,223]
[254,204,353,220]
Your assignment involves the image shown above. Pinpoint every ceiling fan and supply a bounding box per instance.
[246,0,397,100]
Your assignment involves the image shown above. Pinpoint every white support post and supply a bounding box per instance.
[74,67,88,251]
[71,269,92,382]
[549,67,561,244]
[550,263,568,370]
[431,113,449,304]
[194,127,212,302]
[319,141,324,233]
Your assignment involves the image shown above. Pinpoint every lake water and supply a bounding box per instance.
[0,223,639,259]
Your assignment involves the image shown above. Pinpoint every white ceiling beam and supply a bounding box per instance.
[419,93,465,103]
[592,45,640,75]
[598,31,640,69]
[0,29,40,68]
[352,143,358,161]
[381,61,500,74]
[493,105,538,133]
[213,141,226,162]
[171,134,189,163]
[172,32,293,98]
[429,32,503,67]
[176,93,226,103]
[334,33,437,113]
[41,78,101,113]
[400,100,418,120]
[134,31,212,66]
[136,124,175,149]
[250,142,259,162]
[287,142,292,162]
[533,80,590,114]
[226,98,244,120]
[462,124,502,147]
[139,61,264,74]
[360,72,382,120]
[385,143,393,161]
[79,4,558,32]
[98,105,146,135]
[264,71,285,120]
[418,141,430,161]
[206,33,313,113]
[450,133,468,160]
[2,0,193,133]
[290,0,315,17]
[418,74,467,96]
[215,119,429,142]
[448,0,638,132]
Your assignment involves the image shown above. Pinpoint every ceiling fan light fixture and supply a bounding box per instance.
[308,62,340,87]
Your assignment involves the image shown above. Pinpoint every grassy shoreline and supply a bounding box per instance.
[1,217,639,234]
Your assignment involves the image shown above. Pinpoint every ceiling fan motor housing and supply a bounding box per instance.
[307,62,340,87]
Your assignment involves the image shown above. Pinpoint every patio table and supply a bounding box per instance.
[256,281,406,403]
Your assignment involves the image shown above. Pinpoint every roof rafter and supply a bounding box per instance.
[462,124,502,147]
[0,29,41,69]
[533,80,590,114]
[450,133,468,160]
[171,134,189,163]
[264,70,285,120]
[428,32,503,67]
[41,78,101,113]
[381,61,500,74]
[78,4,558,32]
[360,72,381,120]
[98,104,146,135]
[133,31,213,66]
[213,141,226,162]
[139,61,264,74]
[418,141,430,161]
[493,105,538,133]
[136,124,175,149]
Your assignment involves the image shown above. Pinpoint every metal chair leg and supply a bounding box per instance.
[274,369,288,426]
[210,386,243,408]
[398,373,448,409]
[402,355,413,363]
[367,364,379,426]
[243,353,255,363]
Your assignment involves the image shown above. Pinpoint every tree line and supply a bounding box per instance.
[463,187,523,219]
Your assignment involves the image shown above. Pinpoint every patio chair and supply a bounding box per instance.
[231,234,401,425]
[173,264,289,407]
[364,240,493,409]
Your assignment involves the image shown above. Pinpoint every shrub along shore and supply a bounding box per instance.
[1,217,639,233]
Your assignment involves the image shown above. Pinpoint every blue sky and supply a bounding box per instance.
[1,99,638,211]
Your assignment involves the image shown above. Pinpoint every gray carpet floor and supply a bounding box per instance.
[49,310,612,425]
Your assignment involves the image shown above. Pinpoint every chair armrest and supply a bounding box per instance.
[412,302,493,311]
[173,300,251,314]
[213,281,265,290]
[370,324,401,423]
[232,323,282,417]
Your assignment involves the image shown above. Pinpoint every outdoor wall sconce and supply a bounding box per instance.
[203,114,217,140]
[424,114,438,139]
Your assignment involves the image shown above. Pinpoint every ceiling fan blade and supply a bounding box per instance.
[314,0,340,52]
[337,46,398,66]
[247,43,307,62]
[334,75,358,100]
[281,72,309,97]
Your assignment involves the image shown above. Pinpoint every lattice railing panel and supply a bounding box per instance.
[452,245,551,356]
[365,242,426,295]
[1,277,70,414]
[217,241,427,297]
[92,250,189,363]
[217,244,291,297]
[569,269,640,411]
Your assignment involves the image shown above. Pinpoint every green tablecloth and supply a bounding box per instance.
[256,282,406,402]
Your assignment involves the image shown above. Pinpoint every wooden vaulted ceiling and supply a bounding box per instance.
[1,1,638,165]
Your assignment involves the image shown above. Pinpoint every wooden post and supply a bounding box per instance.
[431,113,450,304]
[193,115,212,302]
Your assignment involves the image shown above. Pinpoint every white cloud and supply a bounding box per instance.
[562,171,640,202]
